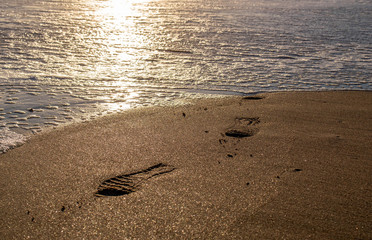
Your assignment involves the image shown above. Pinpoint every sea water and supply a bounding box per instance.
[1,0,371,152]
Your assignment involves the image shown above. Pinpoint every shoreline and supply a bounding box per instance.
[1,91,371,239]
[0,89,369,154]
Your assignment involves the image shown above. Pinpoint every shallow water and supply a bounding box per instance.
[1,0,371,152]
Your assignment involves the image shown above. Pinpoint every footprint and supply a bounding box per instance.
[225,117,260,138]
[95,163,176,197]
[242,96,264,100]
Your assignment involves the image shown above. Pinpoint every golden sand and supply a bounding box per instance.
[0,91,371,239]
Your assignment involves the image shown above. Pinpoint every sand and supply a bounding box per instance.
[0,91,371,239]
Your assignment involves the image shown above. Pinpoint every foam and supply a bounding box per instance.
[0,128,27,153]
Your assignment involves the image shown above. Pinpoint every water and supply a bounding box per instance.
[1,0,371,152]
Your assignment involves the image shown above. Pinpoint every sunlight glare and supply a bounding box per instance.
[89,0,153,113]
[98,0,149,21]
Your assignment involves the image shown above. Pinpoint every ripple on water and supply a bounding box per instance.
[45,105,59,110]
[44,116,57,120]
[44,122,59,126]
[27,115,41,119]
[54,119,66,123]
[16,118,28,121]
[27,92,40,96]
[7,123,19,128]
[5,90,20,94]
[13,110,26,114]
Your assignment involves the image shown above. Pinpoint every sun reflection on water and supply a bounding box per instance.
[105,89,139,112]
[91,0,153,112]
[94,0,149,56]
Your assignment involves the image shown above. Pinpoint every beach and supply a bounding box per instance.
[0,91,371,239]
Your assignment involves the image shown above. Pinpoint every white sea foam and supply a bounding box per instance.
[0,128,27,153]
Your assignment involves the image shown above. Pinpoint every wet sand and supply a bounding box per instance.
[0,91,371,239]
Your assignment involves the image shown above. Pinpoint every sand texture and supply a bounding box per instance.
[0,91,371,239]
